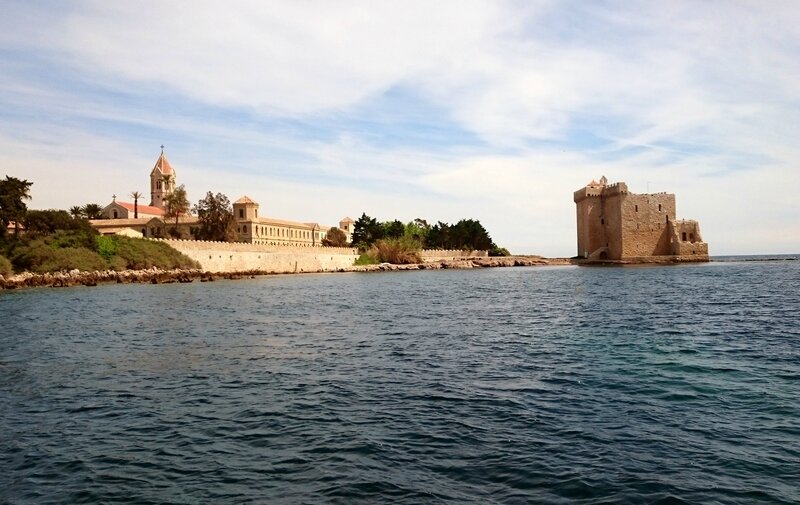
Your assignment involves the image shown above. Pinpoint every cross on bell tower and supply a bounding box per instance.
[149,146,176,209]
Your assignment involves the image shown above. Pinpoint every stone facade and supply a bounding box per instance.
[574,176,708,261]
[154,239,359,273]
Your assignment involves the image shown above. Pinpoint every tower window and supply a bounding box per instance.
[600,218,604,225]
[635,205,638,212]
[658,204,662,211]
[239,209,244,218]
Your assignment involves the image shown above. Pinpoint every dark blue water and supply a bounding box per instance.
[2,261,799,504]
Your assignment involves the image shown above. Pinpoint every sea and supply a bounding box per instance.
[1,256,798,504]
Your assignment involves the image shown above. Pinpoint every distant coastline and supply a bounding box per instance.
[2,254,796,291]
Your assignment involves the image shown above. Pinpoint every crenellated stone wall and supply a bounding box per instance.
[153,239,491,272]
[152,239,359,273]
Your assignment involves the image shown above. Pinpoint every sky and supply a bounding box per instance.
[1,0,799,256]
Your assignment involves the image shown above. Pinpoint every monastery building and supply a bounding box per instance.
[92,149,353,245]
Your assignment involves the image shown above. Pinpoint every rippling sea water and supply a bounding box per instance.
[1,259,799,504]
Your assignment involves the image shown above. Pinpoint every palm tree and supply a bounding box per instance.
[69,205,85,219]
[130,191,142,219]
[83,203,104,220]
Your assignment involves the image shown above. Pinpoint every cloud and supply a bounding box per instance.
[1,0,799,254]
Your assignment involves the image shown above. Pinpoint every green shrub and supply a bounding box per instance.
[0,255,12,276]
[95,235,117,261]
[354,251,380,265]
[489,246,511,257]
[370,237,422,264]
[31,247,108,273]
[50,229,96,250]
[5,230,199,273]
[111,236,199,270]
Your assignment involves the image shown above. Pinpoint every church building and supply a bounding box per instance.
[92,149,353,246]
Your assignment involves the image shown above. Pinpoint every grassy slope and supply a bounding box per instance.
[1,231,200,274]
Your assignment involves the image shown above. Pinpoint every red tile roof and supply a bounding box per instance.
[151,152,174,175]
[116,201,165,216]
[234,196,258,204]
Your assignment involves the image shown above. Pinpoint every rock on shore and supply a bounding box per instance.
[0,268,210,290]
[0,256,565,290]
[339,256,555,272]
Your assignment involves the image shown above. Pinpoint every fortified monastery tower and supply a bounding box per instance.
[574,176,708,261]
[149,147,175,209]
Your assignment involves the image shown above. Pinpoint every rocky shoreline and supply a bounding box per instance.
[348,256,563,272]
[0,256,569,290]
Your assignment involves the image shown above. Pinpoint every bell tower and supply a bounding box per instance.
[150,146,175,209]
[233,196,259,221]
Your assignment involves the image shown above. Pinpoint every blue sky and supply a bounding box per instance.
[1,0,799,255]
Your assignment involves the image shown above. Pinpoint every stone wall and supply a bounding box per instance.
[153,239,359,273]
[620,193,676,257]
[155,239,492,272]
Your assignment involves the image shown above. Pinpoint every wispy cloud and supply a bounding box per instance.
[1,0,799,254]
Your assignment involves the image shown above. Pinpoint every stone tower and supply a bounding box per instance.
[574,176,707,261]
[233,196,259,221]
[149,148,175,209]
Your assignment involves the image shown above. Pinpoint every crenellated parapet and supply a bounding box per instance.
[574,176,708,262]
[603,182,629,196]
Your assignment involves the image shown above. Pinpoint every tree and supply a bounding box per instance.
[382,219,405,239]
[404,219,429,246]
[130,191,142,219]
[0,176,33,237]
[426,221,450,249]
[83,203,104,219]
[426,219,495,250]
[351,213,384,249]
[164,184,189,234]
[24,210,83,234]
[322,226,347,247]
[193,192,235,241]
[69,205,85,219]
